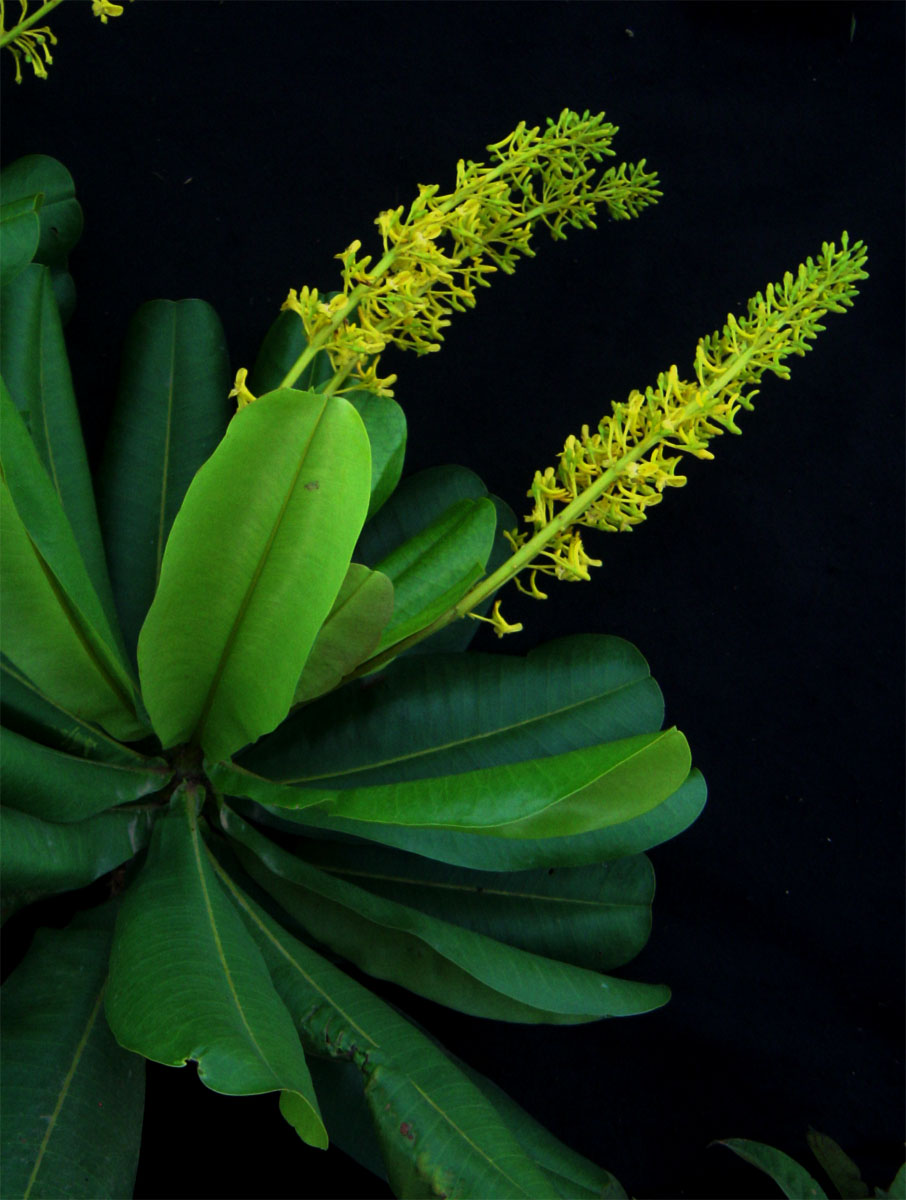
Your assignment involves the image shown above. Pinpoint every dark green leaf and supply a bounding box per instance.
[717,1139,830,1199]
[0,804,154,920]
[346,391,407,519]
[137,388,372,761]
[105,784,327,1148]
[0,155,83,267]
[212,858,564,1198]
[287,835,654,970]
[0,903,144,1200]
[0,727,170,823]
[0,273,116,630]
[222,808,670,1020]
[98,299,232,661]
[807,1129,870,1199]
[247,307,335,395]
[879,1163,906,1199]
[0,194,41,287]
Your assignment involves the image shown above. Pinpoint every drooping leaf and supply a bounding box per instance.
[285,835,654,970]
[211,857,565,1198]
[0,902,144,1200]
[0,804,155,921]
[1,396,145,741]
[0,273,115,624]
[0,155,83,268]
[0,194,41,287]
[292,564,394,705]
[221,808,670,1021]
[98,299,232,661]
[104,784,327,1148]
[716,1139,830,1200]
[0,657,152,767]
[806,1129,870,1199]
[137,387,371,761]
[0,726,170,823]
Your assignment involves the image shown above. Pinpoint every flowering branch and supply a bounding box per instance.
[1,0,128,83]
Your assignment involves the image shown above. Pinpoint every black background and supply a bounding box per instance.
[2,2,903,1198]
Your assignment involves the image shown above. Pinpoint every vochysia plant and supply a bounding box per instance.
[0,80,883,1199]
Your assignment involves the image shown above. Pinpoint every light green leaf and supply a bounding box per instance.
[0,155,83,268]
[104,784,327,1148]
[717,1139,830,1199]
[222,808,669,1020]
[212,725,691,838]
[98,299,232,661]
[137,387,371,761]
[0,657,152,768]
[292,564,394,704]
[0,727,170,823]
[211,858,563,1198]
[0,903,144,1200]
[0,272,116,625]
[0,194,41,287]
[0,385,142,741]
[0,804,154,921]
[289,836,654,970]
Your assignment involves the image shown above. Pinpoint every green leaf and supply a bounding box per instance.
[0,155,83,268]
[0,727,170,823]
[221,808,670,1020]
[98,299,232,662]
[353,466,497,653]
[137,387,372,761]
[0,272,116,625]
[104,784,327,1148]
[0,194,41,287]
[213,725,691,838]
[880,1163,906,1200]
[807,1129,870,1199]
[292,564,394,705]
[1,396,145,741]
[286,836,654,970]
[0,657,152,767]
[345,391,407,519]
[717,1139,830,1199]
[0,804,154,920]
[0,903,144,1200]
[211,858,564,1198]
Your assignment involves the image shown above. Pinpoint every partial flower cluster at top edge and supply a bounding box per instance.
[0,0,128,84]
[272,110,661,400]
[507,233,869,596]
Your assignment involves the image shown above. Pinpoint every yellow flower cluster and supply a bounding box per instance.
[511,233,869,594]
[276,110,661,399]
[1,0,128,83]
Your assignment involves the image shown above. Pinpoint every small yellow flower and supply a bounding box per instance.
[228,368,257,409]
[468,600,524,639]
[91,0,124,23]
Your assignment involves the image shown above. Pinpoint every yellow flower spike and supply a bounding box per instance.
[468,600,524,639]
[228,368,257,410]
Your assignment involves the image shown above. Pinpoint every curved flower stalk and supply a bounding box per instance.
[236,110,660,403]
[0,0,127,83]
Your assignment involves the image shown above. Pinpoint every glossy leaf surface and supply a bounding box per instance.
[213,861,565,1198]
[223,809,669,1020]
[99,299,231,660]
[0,904,144,1200]
[292,564,394,705]
[0,727,169,823]
[105,785,327,1147]
[137,388,371,760]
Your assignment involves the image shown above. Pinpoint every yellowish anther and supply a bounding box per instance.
[468,600,524,638]
[229,368,257,410]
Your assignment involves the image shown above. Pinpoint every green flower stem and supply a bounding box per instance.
[0,0,65,48]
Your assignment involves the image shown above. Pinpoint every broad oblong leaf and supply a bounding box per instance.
[222,809,669,1021]
[286,835,654,970]
[0,903,144,1200]
[0,387,143,740]
[0,727,170,823]
[0,155,83,268]
[98,299,232,660]
[716,1139,830,1200]
[0,194,41,286]
[105,784,327,1148]
[0,804,155,920]
[292,564,394,704]
[0,271,114,622]
[137,387,371,761]
[210,858,565,1198]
